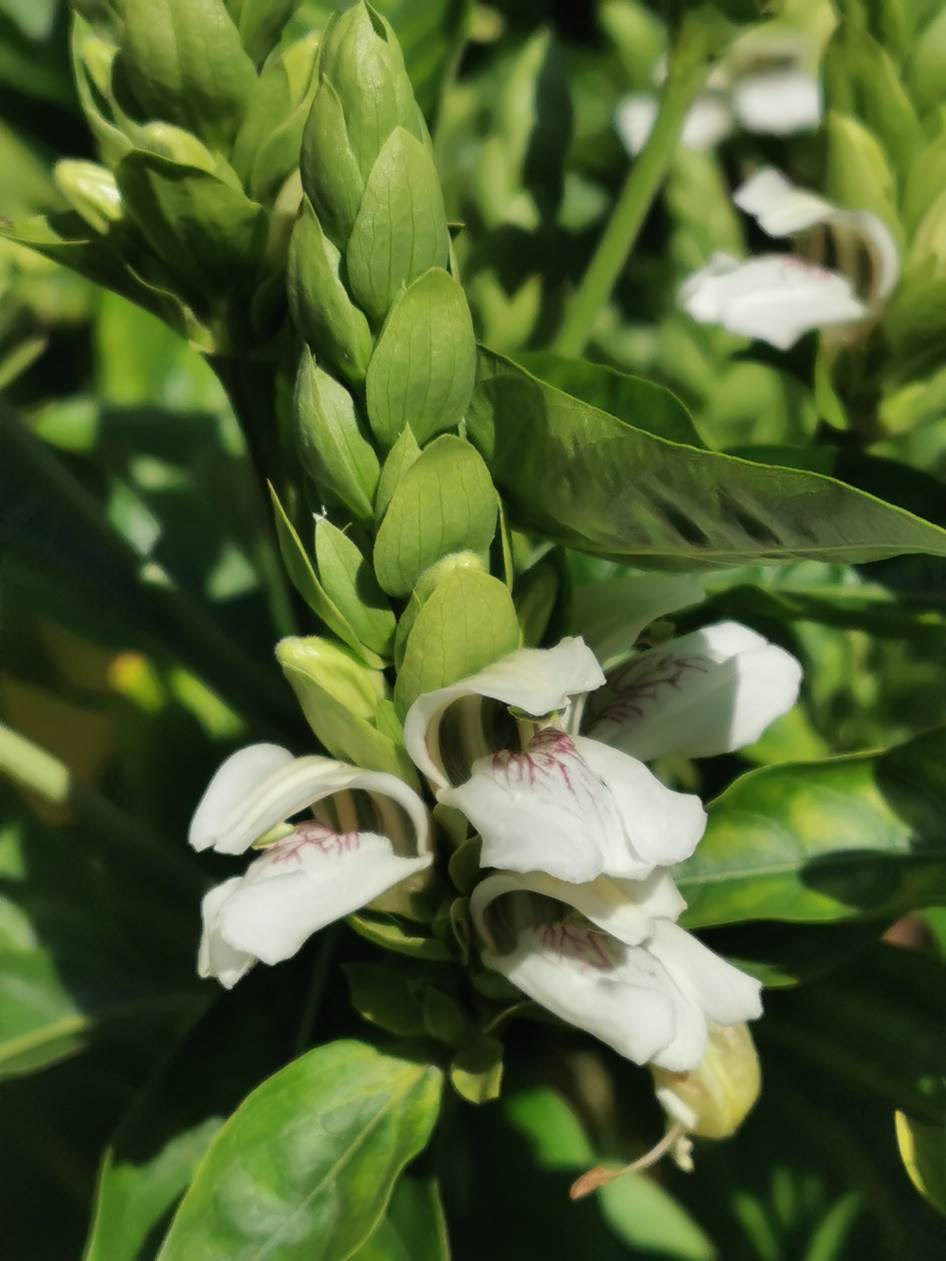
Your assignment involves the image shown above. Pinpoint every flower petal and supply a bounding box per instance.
[198,877,255,989]
[404,638,604,789]
[482,918,679,1066]
[731,68,822,135]
[574,736,707,867]
[218,828,430,965]
[189,743,294,851]
[569,574,704,671]
[734,167,836,237]
[588,621,802,760]
[189,750,430,857]
[470,869,686,953]
[679,251,867,350]
[442,729,634,883]
[648,920,763,1028]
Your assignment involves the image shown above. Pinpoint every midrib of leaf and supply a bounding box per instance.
[248,1066,433,1261]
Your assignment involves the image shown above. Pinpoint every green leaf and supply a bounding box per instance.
[83,980,299,1261]
[517,350,703,446]
[763,945,946,1123]
[344,962,427,1036]
[450,1035,503,1104]
[269,484,385,667]
[366,267,476,449]
[115,0,257,151]
[346,128,449,325]
[896,1111,946,1215]
[115,152,267,302]
[315,518,395,658]
[350,1176,450,1261]
[469,349,946,567]
[157,1041,442,1259]
[289,203,375,385]
[677,725,946,929]
[394,567,520,714]
[374,435,497,597]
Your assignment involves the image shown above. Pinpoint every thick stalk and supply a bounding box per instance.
[553,15,717,357]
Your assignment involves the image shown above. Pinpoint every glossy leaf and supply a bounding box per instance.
[469,349,946,567]
[393,567,520,714]
[366,267,476,449]
[517,350,704,446]
[677,726,946,929]
[374,436,497,597]
[157,1040,442,1259]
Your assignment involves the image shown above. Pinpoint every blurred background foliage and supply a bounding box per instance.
[2,1,945,1256]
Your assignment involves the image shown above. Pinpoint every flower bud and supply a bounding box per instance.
[651,1022,761,1141]
[54,161,123,234]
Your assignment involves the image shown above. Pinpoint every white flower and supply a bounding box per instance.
[190,744,431,988]
[470,869,762,1072]
[680,167,899,349]
[404,638,707,884]
[404,588,800,884]
[616,32,822,157]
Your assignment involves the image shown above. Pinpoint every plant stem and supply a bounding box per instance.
[293,924,340,1055]
[553,15,717,358]
[210,354,297,640]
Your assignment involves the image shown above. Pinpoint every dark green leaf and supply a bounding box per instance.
[677,726,946,929]
[469,349,946,567]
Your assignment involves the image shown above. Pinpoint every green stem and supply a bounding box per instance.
[210,355,297,640]
[293,923,340,1055]
[553,15,716,358]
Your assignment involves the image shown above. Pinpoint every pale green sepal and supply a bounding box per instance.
[293,347,379,519]
[70,18,134,166]
[365,267,476,449]
[300,77,365,246]
[276,635,415,782]
[374,435,497,598]
[268,485,385,668]
[348,912,457,961]
[227,0,300,67]
[394,568,520,715]
[115,0,257,152]
[825,112,900,242]
[314,517,396,658]
[346,128,450,325]
[376,425,421,523]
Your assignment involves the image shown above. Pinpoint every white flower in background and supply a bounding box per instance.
[679,166,900,349]
[190,744,430,988]
[404,637,708,884]
[470,869,762,1072]
[616,31,822,157]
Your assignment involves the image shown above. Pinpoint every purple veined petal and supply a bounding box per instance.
[404,637,604,789]
[587,621,802,761]
[209,826,431,974]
